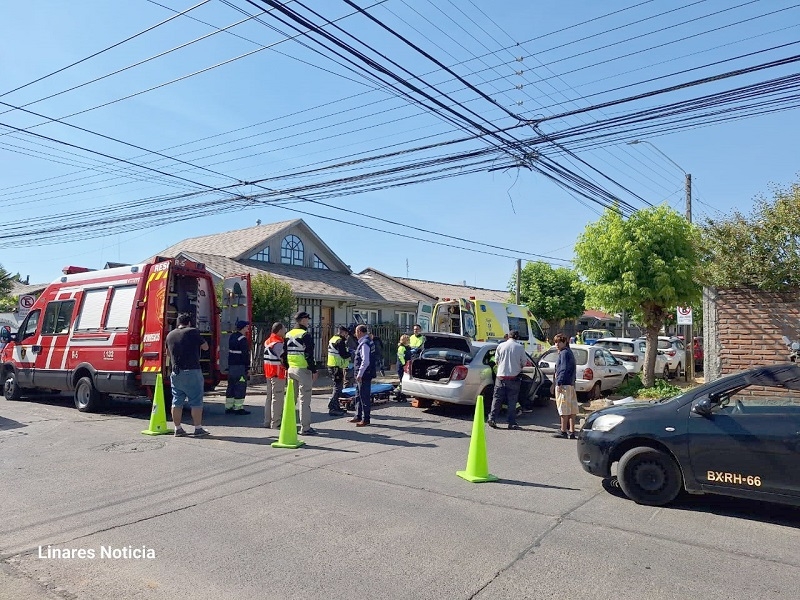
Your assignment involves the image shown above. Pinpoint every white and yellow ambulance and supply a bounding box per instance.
[430,297,547,357]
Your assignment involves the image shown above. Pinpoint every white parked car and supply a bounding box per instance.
[593,337,670,380]
[655,336,686,378]
[400,333,551,410]
[537,343,628,400]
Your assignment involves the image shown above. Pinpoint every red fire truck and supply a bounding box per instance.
[0,257,251,411]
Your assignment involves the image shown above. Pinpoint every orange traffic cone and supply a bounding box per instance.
[141,373,172,436]
[456,395,498,483]
[271,378,305,449]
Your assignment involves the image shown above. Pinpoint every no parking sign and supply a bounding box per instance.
[677,306,693,325]
[18,294,35,317]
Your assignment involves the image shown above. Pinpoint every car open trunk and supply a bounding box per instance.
[408,333,473,383]
[409,357,463,382]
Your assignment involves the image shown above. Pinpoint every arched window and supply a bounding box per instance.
[281,235,304,266]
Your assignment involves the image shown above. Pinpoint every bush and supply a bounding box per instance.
[614,374,685,400]
[616,373,644,397]
[635,378,684,400]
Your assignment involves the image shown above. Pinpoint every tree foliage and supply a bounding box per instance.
[574,205,699,385]
[0,264,13,298]
[514,262,585,330]
[251,273,295,325]
[698,181,800,291]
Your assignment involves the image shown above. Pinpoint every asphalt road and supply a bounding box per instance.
[1,388,798,600]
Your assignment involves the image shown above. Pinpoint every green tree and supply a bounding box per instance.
[574,205,699,386]
[0,264,13,298]
[0,264,16,312]
[251,273,295,325]
[514,262,585,334]
[698,181,800,290]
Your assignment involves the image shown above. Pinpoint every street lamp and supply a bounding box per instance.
[627,139,694,380]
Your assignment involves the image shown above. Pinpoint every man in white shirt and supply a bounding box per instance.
[487,330,527,430]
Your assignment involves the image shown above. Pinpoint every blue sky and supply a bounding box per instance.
[1,0,799,290]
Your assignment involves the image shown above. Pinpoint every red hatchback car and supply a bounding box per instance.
[693,337,703,372]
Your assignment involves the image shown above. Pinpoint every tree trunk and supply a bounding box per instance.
[642,323,661,387]
[640,303,666,388]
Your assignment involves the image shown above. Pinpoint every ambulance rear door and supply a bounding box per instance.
[219,274,252,375]
[416,301,433,332]
[139,260,171,387]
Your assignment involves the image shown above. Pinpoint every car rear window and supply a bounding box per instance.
[573,348,588,364]
[596,341,635,354]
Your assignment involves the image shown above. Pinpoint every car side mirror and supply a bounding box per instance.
[692,397,713,416]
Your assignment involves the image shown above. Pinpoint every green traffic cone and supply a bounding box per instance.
[142,373,173,436]
[271,378,305,449]
[457,395,498,483]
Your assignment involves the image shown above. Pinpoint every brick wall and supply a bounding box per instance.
[704,287,800,381]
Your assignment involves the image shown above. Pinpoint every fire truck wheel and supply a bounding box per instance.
[3,371,22,401]
[74,376,103,412]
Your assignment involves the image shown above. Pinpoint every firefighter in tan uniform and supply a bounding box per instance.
[283,311,318,435]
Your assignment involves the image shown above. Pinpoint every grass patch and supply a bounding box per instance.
[615,374,686,400]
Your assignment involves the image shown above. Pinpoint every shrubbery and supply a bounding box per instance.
[615,374,685,400]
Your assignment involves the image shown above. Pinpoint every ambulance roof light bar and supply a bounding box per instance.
[62,266,92,275]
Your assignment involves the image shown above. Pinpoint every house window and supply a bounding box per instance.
[312,254,329,270]
[281,235,304,266]
[354,310,379,325]
[250,247,269,262]
[396,311,416,329]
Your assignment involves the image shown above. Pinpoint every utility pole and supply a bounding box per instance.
[685,173,693,382]
[516,259,521,304]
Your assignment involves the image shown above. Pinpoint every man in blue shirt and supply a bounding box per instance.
[553,333,578,439]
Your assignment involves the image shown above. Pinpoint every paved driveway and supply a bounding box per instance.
[1,391,798,599]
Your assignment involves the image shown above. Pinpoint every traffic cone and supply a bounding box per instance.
[271,378,305,449]
[141,373,172,436]
[456,395,498,483]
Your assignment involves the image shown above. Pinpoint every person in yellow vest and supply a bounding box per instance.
[409,324,424,357]
[262,322,286,429]
[326,325,351,417]
[282,311,319,435]
[395,334,411,401]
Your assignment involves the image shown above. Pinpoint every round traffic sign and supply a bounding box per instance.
[19,295,35,309]
[677,306,691,315]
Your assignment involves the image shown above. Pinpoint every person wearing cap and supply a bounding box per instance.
[487,329,527,430]
[225,319,251,415]
[326,325,351,416]
[283,311,319,435]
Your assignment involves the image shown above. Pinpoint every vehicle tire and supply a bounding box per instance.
[662,365,670,380]
[3,371,22,401]
[617,446,683,506]
[74,376,103,412]
[590,381,602,400]
[671,362,682,379]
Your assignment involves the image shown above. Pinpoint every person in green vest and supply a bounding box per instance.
[326,325,351,417]
[283,311,318,435]
[409,323,425,357]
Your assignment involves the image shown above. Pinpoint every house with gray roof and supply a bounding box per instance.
[151,219,431,336]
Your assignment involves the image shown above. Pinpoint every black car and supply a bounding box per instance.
[578,363,800,507]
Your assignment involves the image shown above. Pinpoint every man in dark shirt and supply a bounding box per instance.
[225,320,251,415]
[166,313,210,437]
[553,333,578,439]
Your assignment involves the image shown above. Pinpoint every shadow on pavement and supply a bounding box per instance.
[601,476,800,527]
[498,478,580,491]
[0,416,27,431]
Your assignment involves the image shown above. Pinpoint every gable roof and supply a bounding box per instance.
[355,268,435,303]
[153,219,350,272]
[393,276,511,303]
[178,252,419,305]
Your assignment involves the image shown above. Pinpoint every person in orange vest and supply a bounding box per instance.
[263,322,287,429]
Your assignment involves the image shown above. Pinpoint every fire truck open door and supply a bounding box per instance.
[219,274,252,377]
[139,260,172,388]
